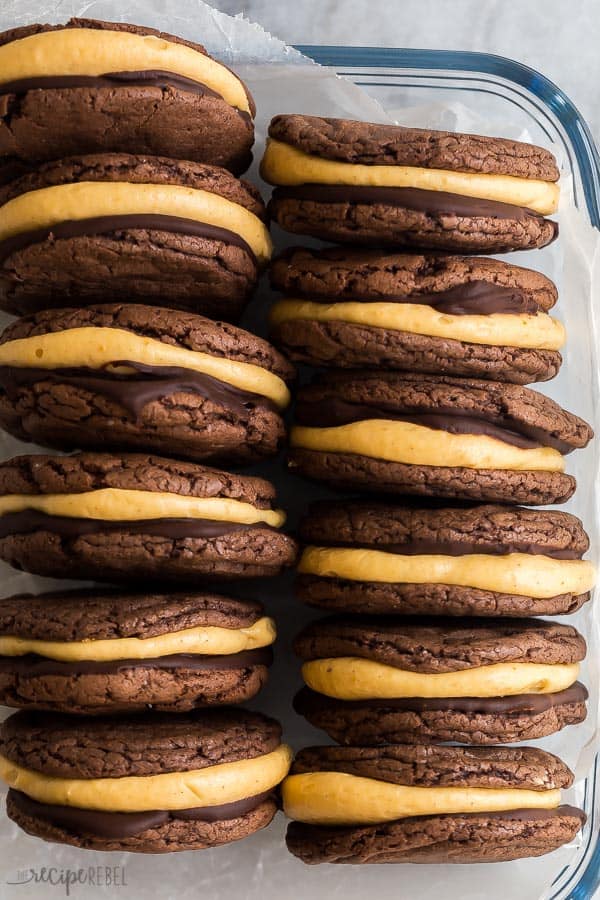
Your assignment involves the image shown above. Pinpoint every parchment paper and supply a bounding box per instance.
[0,3,598,899]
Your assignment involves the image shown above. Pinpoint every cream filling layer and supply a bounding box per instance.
[0,182,272,265]
[282,772,560,826]
[0,489,285,528]
[269,298,565,351]
[0,28,251,112]
[260,140,559,215]
[301,658,580,700]
[0,327,290,409]
[0,746,293,812]
[298,547,596,598]
[0,616,275,662]
[290,421,565,473]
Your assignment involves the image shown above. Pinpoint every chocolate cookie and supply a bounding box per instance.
[289,372,593,505]
[297,501,595,617]
[261,115,559,252]
[293,616,588,744]
[0,19,255,178]
[0,153,272,318]
[270,247,563,383]
[0,589,277,714]
[0,303,295,463]
[1,708,292,852]
[283,744,585,864]
[0,451,298,582]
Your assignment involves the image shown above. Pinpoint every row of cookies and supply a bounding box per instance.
[257,115,596,864]
[0,16,596,865]
[0,19,298,854]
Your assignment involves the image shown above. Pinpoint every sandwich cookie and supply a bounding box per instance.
[297,502,595,617]
[0,18,255,178]
[0,708,292,852]
[0,452,298,582]
[261,115,559,252]
[0,153,272,318]
[270,247,563,384]
[289,372,593,505]
[0,590,277,714]
[284,745,585,864]
[0,303,294,464]
[294,616,588,745]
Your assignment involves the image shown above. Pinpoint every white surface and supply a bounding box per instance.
[213,0,600,146]
[0,2,598,900]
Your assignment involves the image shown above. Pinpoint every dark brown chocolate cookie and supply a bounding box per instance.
[267,115,559,180]
[289,372,592,505]
[263,115,558,252]
[0,303,295,464]
[0,452,298,582]
[286,807,585,864]
[0,19,255,178]
[293,616,587,744]
[284,742,584,864]
[2,708,288,852]
[297,501,593,617]
[0,153,270,318]
[0,589,275,714]
[269,247,562,383]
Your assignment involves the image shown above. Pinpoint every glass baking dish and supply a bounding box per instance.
[292,45,600,900]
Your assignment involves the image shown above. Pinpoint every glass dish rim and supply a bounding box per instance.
[294,43,600,900]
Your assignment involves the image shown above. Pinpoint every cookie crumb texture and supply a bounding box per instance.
[0,20,255,177]
[285,808,583,864]
[0,304,294,464]
[0,453,298,581]
[0,154,266,318]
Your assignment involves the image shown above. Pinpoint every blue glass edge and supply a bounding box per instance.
[294,46,600,229]
[294,43,600,900]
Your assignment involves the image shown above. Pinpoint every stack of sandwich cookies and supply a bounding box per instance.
[270,247,564,384]
[262,116,559,252]
[289,372,593,504]
[0,18,256,177]
[0,154,272,318]
[0,304,294,463]
[297,502,595,617]
[0,708,292,852]
[293,616,588,745]
[0,452,298,581]
[283,745,585,864]
[0,590,277,714]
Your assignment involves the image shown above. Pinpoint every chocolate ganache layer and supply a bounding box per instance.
[0,361,279,418]
[0,647,274,677]
[8,788,274,839]
[0,512,278,540]
[291,281,540,315]
[294,682,589,716]
[272,184,559,230]
[294,399,574,453]
[0,216,257,266]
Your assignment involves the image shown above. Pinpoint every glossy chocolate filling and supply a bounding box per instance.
[295,398,574,453]
[294,682,588,716]
[272,184,558,229]
[0,216,257,266]
[0,646,273,676]
[8,788,273,839]
[0,70,252,123]
[0,511,277,540]
[289,280,541,315]
[303,536,582,560]
[0,361,280,418]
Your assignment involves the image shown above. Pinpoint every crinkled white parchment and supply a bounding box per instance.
[0,3,598,900]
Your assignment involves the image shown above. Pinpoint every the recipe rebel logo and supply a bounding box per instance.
[6,866,128,896]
